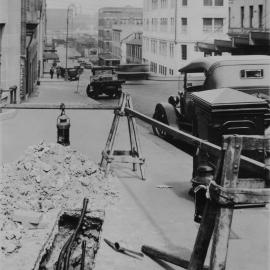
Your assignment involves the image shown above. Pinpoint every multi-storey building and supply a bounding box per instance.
[112,17,143,62]
[98,6,142,56]
[0,0,46,102]
[143,0,229,76]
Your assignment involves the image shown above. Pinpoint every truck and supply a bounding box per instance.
[152,55,270,140]
[86,66,125,99]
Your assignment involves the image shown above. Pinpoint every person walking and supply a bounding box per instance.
[50,66,54,79]
[56,66,61,79]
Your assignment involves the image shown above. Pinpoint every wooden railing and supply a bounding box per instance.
[0,85,17,112]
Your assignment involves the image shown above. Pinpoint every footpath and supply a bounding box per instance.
[0,75,269,270]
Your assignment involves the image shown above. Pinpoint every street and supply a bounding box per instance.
[77,67,180,132]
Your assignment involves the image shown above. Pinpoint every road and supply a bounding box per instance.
[78,68,181,131]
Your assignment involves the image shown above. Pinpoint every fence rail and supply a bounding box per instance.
[0,85,17,112]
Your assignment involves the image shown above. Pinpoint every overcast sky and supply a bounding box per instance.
[46,0,143,14]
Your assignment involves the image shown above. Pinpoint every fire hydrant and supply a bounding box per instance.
[57,103,70,146]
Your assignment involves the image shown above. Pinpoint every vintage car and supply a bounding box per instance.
[86,66,125,99]
[115,64,150,81]
[152,55,270,140]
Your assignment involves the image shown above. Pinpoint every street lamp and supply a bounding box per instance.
[65,4,77,81]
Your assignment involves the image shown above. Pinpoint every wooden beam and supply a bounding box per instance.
[1,103,119,110]
[125,108,269,180]
[142,245,209,270]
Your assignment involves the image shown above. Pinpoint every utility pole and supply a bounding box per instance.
[65,4,77,81]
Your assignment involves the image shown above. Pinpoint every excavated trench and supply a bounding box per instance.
[38,210,104,270]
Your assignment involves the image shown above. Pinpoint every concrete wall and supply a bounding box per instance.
[143,0,229,76]
[0,0,21,99]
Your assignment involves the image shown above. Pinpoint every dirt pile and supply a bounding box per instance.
[0,141,117,256]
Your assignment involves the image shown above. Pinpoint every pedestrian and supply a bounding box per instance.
[50,66,54,79]
[56,66,61,79]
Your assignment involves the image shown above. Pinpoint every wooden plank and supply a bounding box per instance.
[236,178,265,189]
[1,103,119,110]
[209,136,243,270]
[188,201,219,270]
[125,108,269,182]
[141,245,210,270]
[209,184,270,205]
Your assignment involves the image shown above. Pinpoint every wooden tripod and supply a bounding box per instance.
[100,93,145,180]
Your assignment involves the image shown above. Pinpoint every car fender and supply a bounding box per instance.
[154,102,179,130]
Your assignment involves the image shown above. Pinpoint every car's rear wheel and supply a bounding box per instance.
[152,105,172,140]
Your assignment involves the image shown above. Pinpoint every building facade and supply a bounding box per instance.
[143,0,229,76]
[0,0,46,102]
[98,6,142,56]
[112,17,143,63]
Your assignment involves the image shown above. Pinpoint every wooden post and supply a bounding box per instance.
[209,136,243,270]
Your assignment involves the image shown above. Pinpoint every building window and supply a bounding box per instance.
[241,6,244,28]
[170,17,175,32]
[182,0,187,6]
[259,5,263,28]
[214,0,223,6]
[169,43,174,57]
[181,45,187,60]
[181,18,187,32]
[159,41,167,56]
[203,18,212,32]
[152,0,158,9]
[229,7,231,28]
[249,5,254,28]
[203,0,212,6]
[214,18,223,32]
[161,0,168,8]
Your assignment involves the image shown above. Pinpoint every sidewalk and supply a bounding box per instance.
[0,77,269,270]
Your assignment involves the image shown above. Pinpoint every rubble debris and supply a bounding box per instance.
[0,141,118,257]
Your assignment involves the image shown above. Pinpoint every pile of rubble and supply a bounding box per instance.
[0,141,117,255]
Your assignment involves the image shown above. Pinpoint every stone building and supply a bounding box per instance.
[98,6,142,57]
[196,0,270,55]
[0,0,46,102]
[142,0,229,76]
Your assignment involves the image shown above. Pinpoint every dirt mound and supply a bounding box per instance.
[0,141,117,255]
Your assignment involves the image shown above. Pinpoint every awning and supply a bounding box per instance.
[43,52,59,60]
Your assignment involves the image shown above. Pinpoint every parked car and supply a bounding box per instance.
[84,63,92,69]
[86,66,125,99]
[67,68,80,81]
[152,55,270,140]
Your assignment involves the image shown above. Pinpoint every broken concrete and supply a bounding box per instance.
[0,141,118,269]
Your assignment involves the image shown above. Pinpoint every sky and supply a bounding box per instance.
[46,0,143,14]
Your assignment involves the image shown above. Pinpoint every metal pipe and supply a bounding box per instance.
[56,198,89,270]
[80,240,86,270]
[1,104,119,110]
[64,198,89,270]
